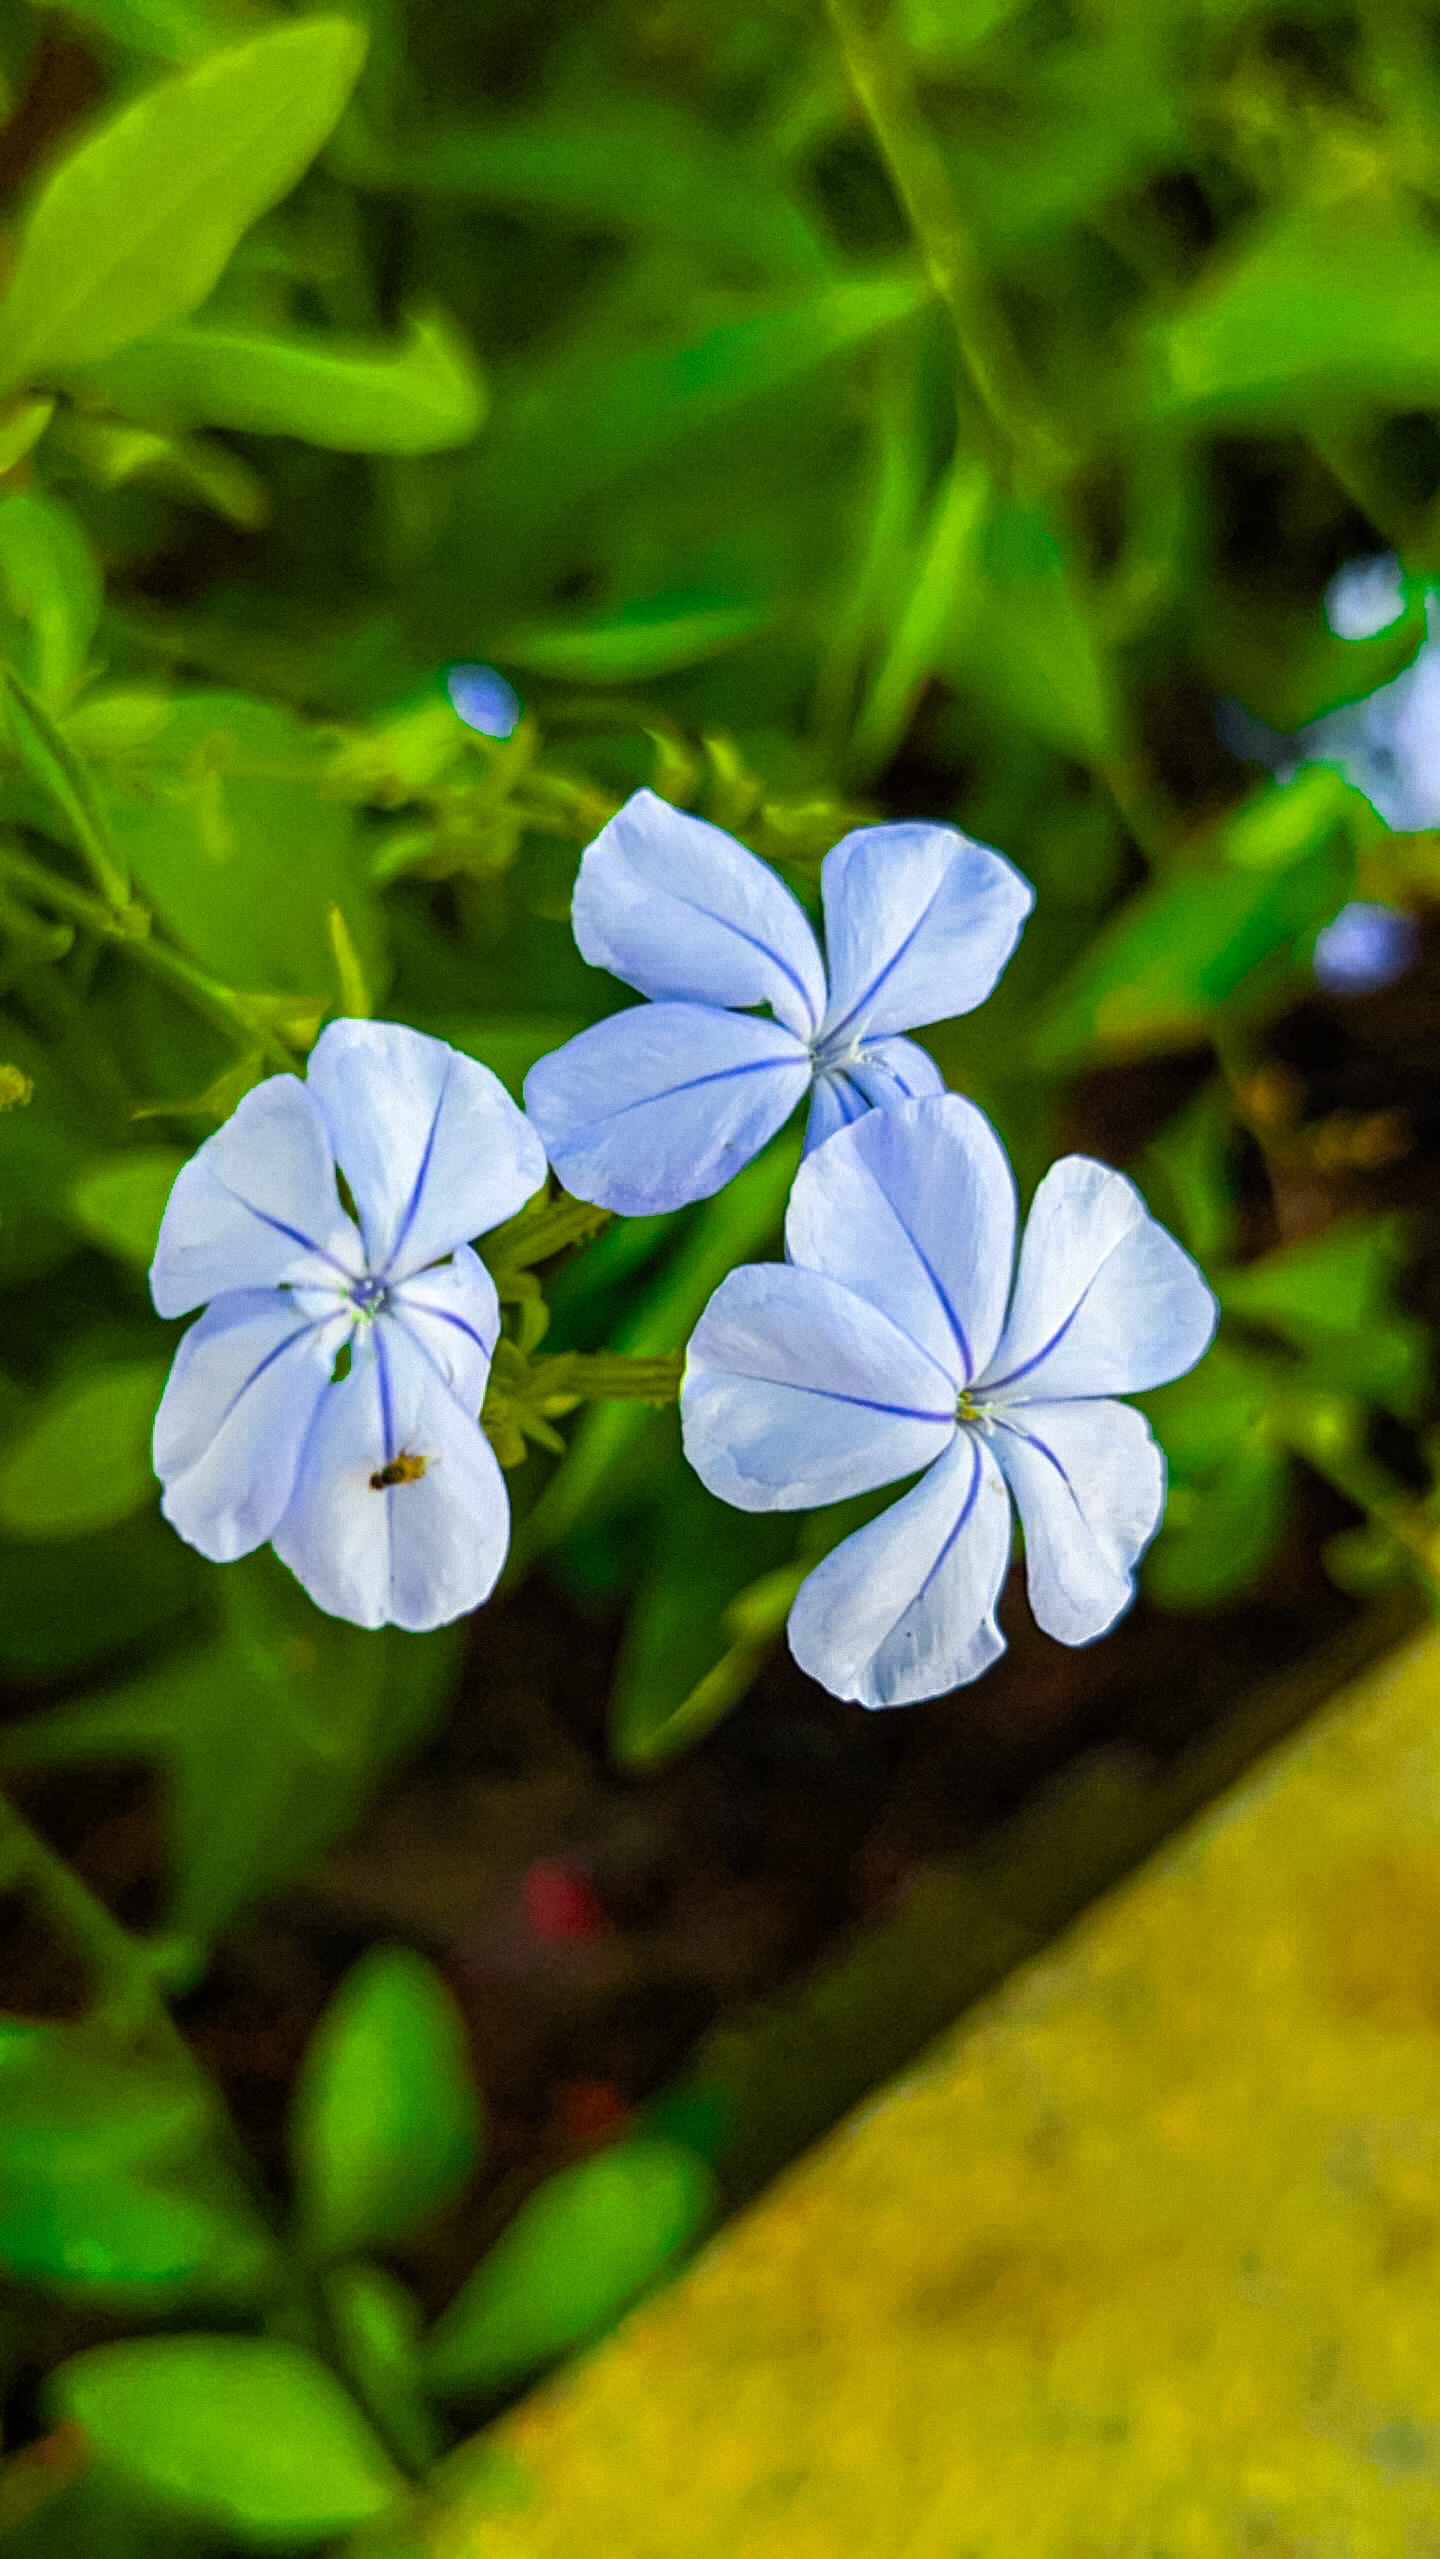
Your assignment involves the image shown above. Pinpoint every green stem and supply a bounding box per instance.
[0,1788,186,2050]
[821,0,1055,484]
[0,842,295,1073]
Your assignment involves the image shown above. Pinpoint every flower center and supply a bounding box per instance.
[956,1391,994,1432]
[349,1274,390,1315]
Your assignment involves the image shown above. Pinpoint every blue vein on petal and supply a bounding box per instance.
[656,887,820,1032]
[383,1054,454,1277]
[983,1248,1119,1394]
[991,1411,1084,1516]
[875,1432,986,1632]
[393,1298,494,1374]
[214,1175,355,1280]
[566,1048,807,1139]
[712,1373,955,1427]
[203,1315,333,1449]
[820,870,954,1046]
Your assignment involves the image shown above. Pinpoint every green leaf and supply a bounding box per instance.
[47,2338,401,2545]
[32,0,241,63]
[72,309,487,455]
[0,393,54,474]
[0,2021,278,2305]
[413,1013,587,1102]
[290,1947,483,2261]
[0,490,100,699]
[323,2261,441,2474]
[5,666,131,906]
[1031,835,1354,1068]
[517,1131,802,1562]
[4,1551,462,1942]
[0,1514,200,1677]
[464,268,927,553]
[942,494,1115,761]
[1221,1218,1429,1420]
[609,1475,796,1769]
[0,19,369,391]
[340,103,828,280]
[422,2138,715,2397]
[91,693,383,995]
[499,595,768,684]
[0,1356,167,1538]
[67,1147,187,1268]
[1145,1431,1292,1609]
[1142,1341,1290,1609]
[1145,210,1440,426]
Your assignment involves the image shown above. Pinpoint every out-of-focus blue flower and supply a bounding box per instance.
[681,1097,1217,1709]
[1324,552,1406,641]
[1313,900,1420,995]
[149,1021,546,1631]
[1225,557,1440,832]
[523,788,1034,1215]
[447,664,522,738]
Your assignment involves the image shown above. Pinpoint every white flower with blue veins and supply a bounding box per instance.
[681,1096,1218,1708]
[523,788,1034,1215]
[149,1020,547,1631]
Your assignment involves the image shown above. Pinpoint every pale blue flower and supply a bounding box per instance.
[1222,559,1440,832]
[523,789,1033,1214]
[1324,552,1405,641]
[681,1096,1217,1708]
[150,1021,547,1631]
[1313,900,1420,995]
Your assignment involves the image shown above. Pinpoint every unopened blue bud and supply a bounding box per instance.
[447,664,522,738]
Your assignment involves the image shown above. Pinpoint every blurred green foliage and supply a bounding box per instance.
[2,0,1440,2544]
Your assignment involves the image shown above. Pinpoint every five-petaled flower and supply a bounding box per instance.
[523,788,1033,1215]
[149,1020,546,1630]
[681,1096,1218,1707]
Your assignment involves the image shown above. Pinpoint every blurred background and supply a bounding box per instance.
[2,0,1440,2547]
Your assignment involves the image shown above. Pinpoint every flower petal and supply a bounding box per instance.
[982,1157,1218,1401]
[571,788,826,1036]
[682,1264,957,1512]
[272,1321,510,1632]
[153,1290,343,1562]
[783,1094,1016,1388]
[818,822,1033,1043]
[305,1020,547,1282]
[802,1069,869,1155]
[150,1076,355,1319]
[524,1002,811,1214]
[388,1243,499,1411]
[847,1033,946,1107]
[787,1430,1012,1708]
[994,1398,1164,1646]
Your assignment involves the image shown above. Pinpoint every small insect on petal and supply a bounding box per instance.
[368,1449,429,1490]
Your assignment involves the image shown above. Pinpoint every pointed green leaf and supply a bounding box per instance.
[423,2138,715,2396]
[0,490,101,701]
[67,1148,187,1269]
[0,18,368,391]
[0,1356,167,1538]
[499,596,768,684]
[72,308,487,454]
[3,1551,462,1941]
[290,1947,483,2261]
[48,2338,401,2544]
[0,2022,278,2305]
[4,666,130,904]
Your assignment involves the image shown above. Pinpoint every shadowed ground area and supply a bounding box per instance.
[421,1616,1440,2559]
